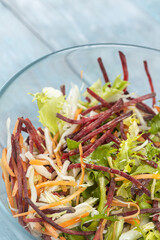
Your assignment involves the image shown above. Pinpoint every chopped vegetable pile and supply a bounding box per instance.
[1,51,160,240]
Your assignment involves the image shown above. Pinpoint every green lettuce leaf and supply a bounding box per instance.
[132,162,160,175]
[116,181,132,200]
[84,142,117,167]
[136,194,151,210]
[83,75,129,106]
[149,113,160,134]
[67,138,81,150]
[30,90,65,134]
[81,213,117,232]
[114,120,144,173]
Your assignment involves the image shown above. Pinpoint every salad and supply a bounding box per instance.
[1,51,160,240]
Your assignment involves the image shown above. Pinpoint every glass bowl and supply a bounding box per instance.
[0,43,160,239]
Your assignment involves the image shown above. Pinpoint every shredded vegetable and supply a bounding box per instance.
[1,52,160,239]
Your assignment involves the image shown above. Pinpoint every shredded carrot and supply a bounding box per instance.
[1,149,16,215]
[74,108,83,120]
[43,222,58,238]
[30,159,50,166]
[12,180,18,197]
[155,106,160,112]
[14,187,86,218]
[137,135,145,142]
[60,212,89,228]
[52,137,62,167]
[55,151,62,168]
[36,180,77,190]
[13,120,19,135]
[154,142,160,147]
[60,237,66,240]
[111,199,140,220]
[115,174,160,182]
[90,135,97,143]
[125,218,140,226]
[1,148,15,177]
[73,124,81,133]
[112,221,117,240]
[113,131,118,138]
[19,133,23,150]
[80,70,83,79]
[53,132,59,143]
[76,143,86,205]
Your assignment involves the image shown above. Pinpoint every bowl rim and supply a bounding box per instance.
[1,43,160,97]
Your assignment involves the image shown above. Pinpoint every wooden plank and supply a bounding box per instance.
[2,0,160,51]
[0,1,50,88]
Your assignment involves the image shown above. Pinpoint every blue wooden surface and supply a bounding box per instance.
[0,0,160,239]
[0,0,160,88]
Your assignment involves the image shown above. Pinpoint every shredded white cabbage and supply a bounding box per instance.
[55,202,93,226]
[44,127,53,157]
[54,124,78,152]
[27,166,37,208]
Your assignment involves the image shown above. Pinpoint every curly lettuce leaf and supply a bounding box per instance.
[30,89,65,134]
[146,142,160,161]
[83,75,129,106]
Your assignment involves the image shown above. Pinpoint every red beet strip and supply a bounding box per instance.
[14,137,24,225]
[81,104,104,116]
[68,163,151,197]
[124,92,156,108]
[73,98,123,141]
[24,217,43,223]
[119,121,127,140]
[87,87,110,108]
[37,127,44,136]
[80,111,132,144]
[108,134,121,145]
[18,118,45,153]
[153,200,159,222]
[85,96,91,103]
[143,115,155,121]
[82,128,114,158]
[114,207,160,217]
[25,198,94,236]
[106,177,116,209]
[29,136,33,154]
[155,222,160,232]
[97,57,111,86]
[42,207,75,214]
[144,60,156,106]
[60,84,65,96]
[136,102,155,115]
[143,159,158,168]
[119,51,128,93]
